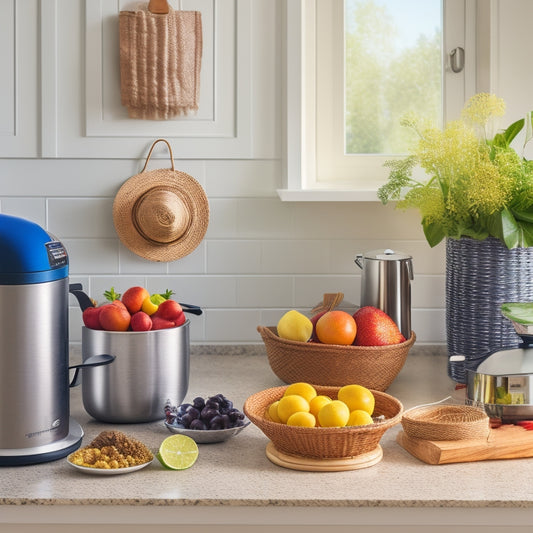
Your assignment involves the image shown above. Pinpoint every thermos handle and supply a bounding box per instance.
[354,254,363,269]
[69,354,115,388]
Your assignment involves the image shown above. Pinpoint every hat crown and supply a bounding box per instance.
[133,188,191,244]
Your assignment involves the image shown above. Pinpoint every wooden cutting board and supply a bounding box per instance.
[397,425,533,465]
[265,442,383,471]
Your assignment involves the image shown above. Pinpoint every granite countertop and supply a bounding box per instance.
[3,344,533,529]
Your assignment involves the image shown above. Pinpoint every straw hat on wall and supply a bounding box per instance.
[113,139,209,262]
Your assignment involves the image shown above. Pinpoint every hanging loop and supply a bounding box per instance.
[148,0,170,14]
[450,47,465,73]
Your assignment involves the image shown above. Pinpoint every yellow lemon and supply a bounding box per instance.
[347,409,374,427]
[277,395,310,424]
[309,395,332,418]
[141,296,159,316]
[286,411,316,427]
[317,400,350,428]
[267,401,282,423]
[338,384,375,415]
[277,310,313,342]
[284,382,317,403]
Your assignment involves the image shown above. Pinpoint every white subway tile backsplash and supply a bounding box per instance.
[1,157,449,344]
[205,309,263,342]
[48,198,115,238]
[207,240,262,273]
[261,240,331,274]
[64,238,119,274]
[0,198,46,228]
[205,160,281,197]
[237,276,294,308]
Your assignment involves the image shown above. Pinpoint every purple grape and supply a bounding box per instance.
[187,407,200,420]
[192,397,205,410]
[190,419,207,430]
[183,413,196,428]
[209,415,224,430]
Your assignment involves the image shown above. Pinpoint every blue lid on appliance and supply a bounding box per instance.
[0,214,68,284]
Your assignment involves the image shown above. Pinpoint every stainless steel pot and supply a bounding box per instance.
[355,249,414,339]
[466,347,533,422]
[81,323,190,423]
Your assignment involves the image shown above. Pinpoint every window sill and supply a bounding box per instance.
[276,189,380,202]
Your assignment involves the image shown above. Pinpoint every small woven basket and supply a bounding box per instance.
[243,385,403,459]
[401,404,490,441]
[258,326,415,391]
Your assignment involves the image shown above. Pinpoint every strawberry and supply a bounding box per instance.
[353,306,405,346]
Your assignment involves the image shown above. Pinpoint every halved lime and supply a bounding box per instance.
[157,435,199,470]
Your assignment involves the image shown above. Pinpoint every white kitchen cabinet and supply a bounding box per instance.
[44,0,273,159]
[1,0,279,160]
[0,1,40,157]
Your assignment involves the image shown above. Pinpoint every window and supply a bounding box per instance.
[281,0,476,201]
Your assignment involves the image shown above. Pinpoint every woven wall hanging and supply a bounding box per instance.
[119,0,202,120]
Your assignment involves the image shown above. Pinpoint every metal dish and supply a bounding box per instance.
[164,420,250,443]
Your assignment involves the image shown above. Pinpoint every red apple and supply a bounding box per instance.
[130,311,153,331]
[353,306,405,346]
[121,286,150,314]
[82,306,103,330]
[151,316,175,330]
[310,311,327,342]
[155,299,183,321]
[99,303,131,332]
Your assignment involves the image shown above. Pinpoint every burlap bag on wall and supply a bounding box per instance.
[119,6,202,120]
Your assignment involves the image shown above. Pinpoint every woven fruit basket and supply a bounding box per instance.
[257,326,415,391]
[401,404,490,441]
[243,385,403,459]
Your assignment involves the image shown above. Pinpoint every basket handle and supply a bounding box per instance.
[141,138,175,172]
[148,0,169,14]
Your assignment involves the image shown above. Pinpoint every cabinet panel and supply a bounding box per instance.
[47,0,252,158]
[0,1,39,157]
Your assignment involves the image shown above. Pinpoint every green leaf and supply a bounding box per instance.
[510,206,533,224]
[495,118,525,148]
[497,208,533,248]
[103,287,121,302]
[422,219,446,247]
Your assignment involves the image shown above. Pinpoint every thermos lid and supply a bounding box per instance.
[360,249,412,261]
[0,214,68,284]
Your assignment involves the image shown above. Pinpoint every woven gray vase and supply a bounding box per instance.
[446,236,533,383]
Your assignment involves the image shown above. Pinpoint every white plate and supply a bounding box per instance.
[66,456,153,475]
[164,420,250,443]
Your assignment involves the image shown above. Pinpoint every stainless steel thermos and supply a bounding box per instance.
[355,249,414,340]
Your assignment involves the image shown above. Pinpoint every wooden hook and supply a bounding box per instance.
[148,0,169,14]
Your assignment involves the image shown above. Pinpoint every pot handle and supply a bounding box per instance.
[69,283,95,312]
[180,303,203,316]
[354,254,364,269]
[69,354,115,388]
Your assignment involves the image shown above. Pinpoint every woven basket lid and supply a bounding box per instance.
[113,139,209,262]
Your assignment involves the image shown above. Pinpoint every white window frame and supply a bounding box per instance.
[279,0,477,202]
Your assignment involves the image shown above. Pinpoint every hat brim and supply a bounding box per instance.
[113,168,209,262]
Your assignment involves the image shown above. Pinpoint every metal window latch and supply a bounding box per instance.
[450,47,465,73]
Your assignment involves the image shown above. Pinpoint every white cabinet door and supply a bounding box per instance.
[43,0,258,159]
[0,1,39,157]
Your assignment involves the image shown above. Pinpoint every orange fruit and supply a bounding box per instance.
[315,310,357,345]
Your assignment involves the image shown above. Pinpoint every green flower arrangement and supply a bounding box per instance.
[378,93,533,249]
